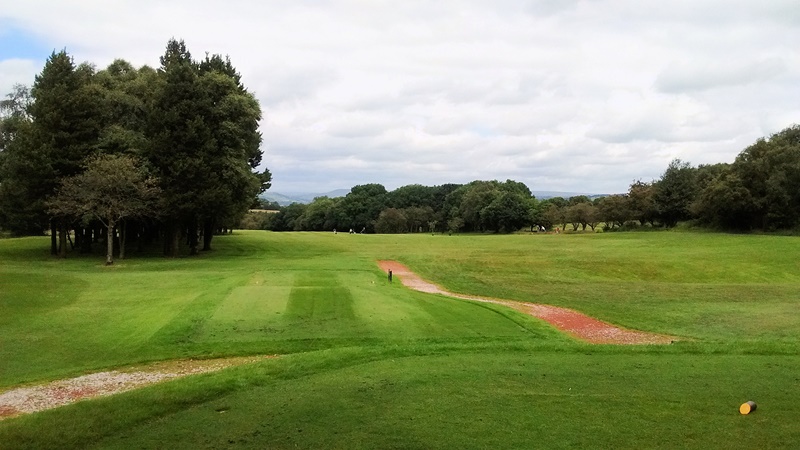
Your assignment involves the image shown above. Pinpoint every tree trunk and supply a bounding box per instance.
[59,221,67,258]
[119,220,127,260]
[106,219,115,265]
[74,227,82,251]
[162,223,169,255]
[170,228,180,257]
[188,217,199,255]
[163,220,181,257]
[50,220,58,255]
[81,227,93,253]
[202,217,214,251]
[137,222,146,253]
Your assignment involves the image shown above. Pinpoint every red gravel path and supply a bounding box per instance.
[378,260,674,345]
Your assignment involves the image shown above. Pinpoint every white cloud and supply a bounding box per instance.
[1,0,799,194]
[655,58,788,93]
[0,59,38,98]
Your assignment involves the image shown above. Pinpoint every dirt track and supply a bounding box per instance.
[0,355,274,420]
[378,260,674,345]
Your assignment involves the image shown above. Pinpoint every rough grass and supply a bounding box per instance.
[371,232,800,345]
[1,231,799,449]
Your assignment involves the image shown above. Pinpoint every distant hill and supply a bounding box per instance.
[260,189,350,206]
[532,191,610,200]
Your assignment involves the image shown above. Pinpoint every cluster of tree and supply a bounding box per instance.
[251,198,281,211]
[0,40,271,263]
[692,125,800,230]
[252,177,691,235]
[253,180,541,234]
[541,125,800,232]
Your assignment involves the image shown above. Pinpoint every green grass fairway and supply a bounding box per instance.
[1,231,799,449]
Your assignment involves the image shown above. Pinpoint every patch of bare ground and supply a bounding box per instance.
[0,355,276,420]
[378,260,675,345]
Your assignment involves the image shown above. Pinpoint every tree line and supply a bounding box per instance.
[589,125,800,232]
[2,39,796,251]
[249,124,800,234]
[0,39,270,263]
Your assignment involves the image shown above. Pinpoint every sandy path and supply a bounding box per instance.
[378,260,674,345]
[0,355,275,420]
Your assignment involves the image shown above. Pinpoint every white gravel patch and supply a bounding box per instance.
[0,355,274,419]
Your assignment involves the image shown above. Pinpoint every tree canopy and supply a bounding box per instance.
[0,40,269,259]
[263,179,538,234]
[48,154,160,264]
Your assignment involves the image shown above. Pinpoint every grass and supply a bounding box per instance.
[1,230,799,449]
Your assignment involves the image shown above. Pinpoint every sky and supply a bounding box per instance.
[1,1,799,195]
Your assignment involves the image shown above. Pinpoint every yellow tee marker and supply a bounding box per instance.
[739,401,757,415]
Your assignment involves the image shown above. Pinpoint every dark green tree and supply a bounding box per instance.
[402,206,435,232]
[568,195,591,206]
[147,39,210,255]
[0,104,41,234]
[12,51,102,252]
[93,60,154,157]
[542,202,565,231]
[653,159,697,227]
[692,126,800,230]
[147,40,266,254]
[566,202,596,231]
[271,203,308,231]
[375,208,409,234]
[480,190,530,233]
[48,154,160,265]
[387,184,437,209]
[692,169,758,230]
[336,184,387,233]
[597,195,630,229]
[297,196,338,231]
[196,53,269,250]
[627,180,657,226]
[735,127,800,229]
[457,181,501,231]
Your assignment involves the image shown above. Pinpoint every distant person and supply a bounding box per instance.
[333,228,337,234]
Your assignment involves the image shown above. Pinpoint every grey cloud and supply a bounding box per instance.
[655,58,787,93]
[2,1,799,196]
[588,116,749,145]
[523,0,581,17]
[254,66,339,106]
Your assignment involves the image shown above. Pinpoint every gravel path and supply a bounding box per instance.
[378,260,675,345]
[0,355,275,420]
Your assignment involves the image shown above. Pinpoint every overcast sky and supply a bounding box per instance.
[1,1,798,194]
